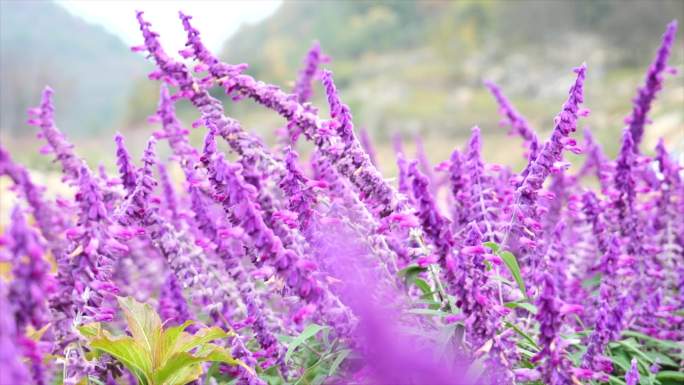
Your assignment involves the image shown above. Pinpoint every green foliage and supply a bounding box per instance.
[285,323,327,363]
[484,242,529,301]
[78,296,246,385]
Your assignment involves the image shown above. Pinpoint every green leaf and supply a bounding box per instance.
[499,251,528,299]
[656,371,684,383]
[158,320,195,365]
[397,264,428,286]
[483,242,500,253]
[610,350,631,372]
[328,349,351,376]
[645,351,678,367]
[26,323,51,342]
[90,336,152,385]
[503,321,538,350]
[504,301,538,314]
[77,322,102,339]
[581,273,601,289]
[413,278,433,297]
[196,343,245,368]
[153,352,204,385]
[407,308,450,316]
[117,296,163,362]
[154,344,245,385]
[86,377,106,385]
[286,324,327,362]
[175,326,228,355]
[621,330,684,352]
[608,375,627,385]
[616,339,653,364]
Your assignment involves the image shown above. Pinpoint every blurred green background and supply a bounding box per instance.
[0,0,682,177]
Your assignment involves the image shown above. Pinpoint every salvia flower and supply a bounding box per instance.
[625,358,640,385]
[0,281,30,385]
[114,133,137,194]
[292,40,328,103]
[626,20,678,150]
[484,80,539,161]
[7,206,54,332]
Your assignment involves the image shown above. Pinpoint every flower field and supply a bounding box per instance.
[0,11,682,385]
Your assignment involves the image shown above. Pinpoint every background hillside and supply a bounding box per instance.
[1,0,682,172]
[217,0,683,165]
[0,0,148,135]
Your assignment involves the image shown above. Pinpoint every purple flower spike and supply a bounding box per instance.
[114,133,138,194]
[626,20,678,150]
[158,273,193,327]
[280,148,318,231]
[625,358,640,385]
[502,64,587,276]
[0,145,68,256]
[321,70,354,144]
[28,87,84,185]
[408,160,453,262]
[359,127,378,167]
[157,163,181,228]
[484,80,539,161]
[0,282,30,385]
[292,40,328,103]
[7,206,54,332]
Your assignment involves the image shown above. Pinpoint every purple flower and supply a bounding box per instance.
[484,80,539,161]
[27,87,84,185]
[279,148,318,231]
[157,163,181,228]
[0,281,31,385]
[292,40,328,103]
[625,358,640,385]
[359,127,378,167]
[158,273,193,327]
[626,20,678,150]
[0,145,68,256]
[407,160,453,261]
[7,206,54,332]
[114,133,137,194]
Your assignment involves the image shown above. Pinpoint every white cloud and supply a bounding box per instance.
[56,0,281,53]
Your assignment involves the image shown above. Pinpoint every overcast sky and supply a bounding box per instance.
[56,0,282,53]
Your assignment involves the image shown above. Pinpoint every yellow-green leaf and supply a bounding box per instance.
[77,322,102,339]
[500,251,528,300]
[157,320,194,367]
[153,352,206,385]
[90,335,153,385]
[195,343,245,369]
[175,326,228,354]
[117,296,163,363]
[26,323,51,342]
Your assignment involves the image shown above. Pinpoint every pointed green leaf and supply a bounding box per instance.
[656,371,684,383]
[90,336,152,385]
[328,349,351,376]
[175,326,229,354]
[77,322,102,339]
[153,352,206,385]
[483,242,500,253]
[285,324,327,362]
[398,264,428,286]
[413,278,433,297]
[154,344,248,385]
[156,320,194,364]
[504,301,538,314]
[117,296,163,364]
[503,321,539,350]
[407,308,450,316]
[196,343,244,367]
[499,251,528,300]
